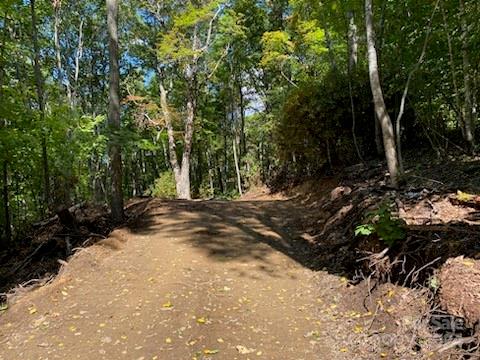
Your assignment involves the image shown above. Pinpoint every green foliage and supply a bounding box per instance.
[354,224,375,237]
[260,30,295,68]
[355,203,406,247]
[147,172,177,199]
[275,71,373,175]
[2,0,480,245]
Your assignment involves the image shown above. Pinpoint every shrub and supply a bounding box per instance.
[148,171,177,199]
[355,203,406,247]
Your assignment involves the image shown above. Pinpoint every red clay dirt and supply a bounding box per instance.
[0,199,338,360]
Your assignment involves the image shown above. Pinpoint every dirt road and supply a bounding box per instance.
[0,199,338,360]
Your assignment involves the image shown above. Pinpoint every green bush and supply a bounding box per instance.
[355,203,406,247]
[147,171,177,199]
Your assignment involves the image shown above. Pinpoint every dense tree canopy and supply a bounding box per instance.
[1,0,480,244]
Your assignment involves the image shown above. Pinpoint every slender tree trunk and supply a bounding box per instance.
[442,3,462,130]
[326,139,332,170]
[159,82,180,179]
[107,0,124,222]
[215,153,224,193]
[0,24,10,245]
[347,10,363,163]
[161,138,170,169]
[72,19,84,105]
[176,94,195,200]
[2,161,11,245]
[159,79,194,200]
[459,0,474,150]
[395,0,439,174]
[30,0,51,212]
[206,150,215,197]
[365,0,400,188]
[238,81,246,156]
[233,136,243,196]
[53,2,72,102]
[347,11,358,71]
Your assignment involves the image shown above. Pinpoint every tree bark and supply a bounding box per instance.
[233,136,243,196]
[347,10,363,162]
[53,2,72,102]
[365,0,400,188]
[238,81,246,156]
[2,161,11,245]
[176,93,195,200]
[72,19,85,105]
[206,150,215,197]
[347,11,358,71]
[459,0,474,150]
[0,23,10,245]
[159,80,193,200]
[442,3,462,130]
[107,0,124,222]
[30,0,51,212]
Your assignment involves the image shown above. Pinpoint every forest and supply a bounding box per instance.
[0,0,479,240]
[2,0,480,359]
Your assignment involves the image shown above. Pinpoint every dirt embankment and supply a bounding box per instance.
[275,158,480,358]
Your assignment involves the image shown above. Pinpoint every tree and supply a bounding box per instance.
[365,0,400,188]
[107,0,124,221]
[157,1,225,200]
[459,0,474,151]
[30,0,51,212]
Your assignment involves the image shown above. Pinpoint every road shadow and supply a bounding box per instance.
[126,160,480,285]
[128,199,325,273]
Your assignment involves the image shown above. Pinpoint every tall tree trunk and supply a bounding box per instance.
[72,19,84,105]
[347,11,358,70]
[107,0,124,222]
[347,10,363,162]
[159,82,180,177]
[238,81,246,156]
[2,160,11,245]
[159,80,193,200]
[365,0,400,188]
[176,94,195,200]
[0,24,10,245]
[233,136,243,196]
[53,2,72,102]
[30,0,50,212]
[459,0,474,150]
[394,0,439,174]
[442,2,463,132]
[206,150,215,197]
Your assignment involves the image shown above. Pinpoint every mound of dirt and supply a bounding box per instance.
[438,256,480,327]
[0,198,152,299]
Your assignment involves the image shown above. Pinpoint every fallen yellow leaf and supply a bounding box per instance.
[162,301,173,308]
[353,324,363,334]
[203,349,219,355]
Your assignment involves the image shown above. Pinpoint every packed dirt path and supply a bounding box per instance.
[0,198,336,360]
